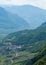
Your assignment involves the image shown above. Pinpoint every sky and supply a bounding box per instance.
[0,0,46,10]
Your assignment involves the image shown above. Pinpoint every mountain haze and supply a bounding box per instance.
[0,7,29,34]
[4,5,46,29]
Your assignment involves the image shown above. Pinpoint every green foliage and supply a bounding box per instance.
[3,22,46,52]
[0,22,46,65]
[23,47,46,65]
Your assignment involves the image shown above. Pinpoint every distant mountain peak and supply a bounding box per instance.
[41,22,46,27]
[4,5,46,29]
[0,7,29,34]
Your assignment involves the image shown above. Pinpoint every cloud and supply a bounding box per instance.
[30,0,46,9]
[0,0,46,10]
[26,0,46,9]
[0,0,28,5]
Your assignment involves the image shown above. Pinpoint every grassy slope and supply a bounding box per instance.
[24,47,46,65]
[0,51,36,65]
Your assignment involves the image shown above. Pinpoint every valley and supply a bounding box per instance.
[0,21,46,65]
[0,43,37,65]
[0,5,46,65]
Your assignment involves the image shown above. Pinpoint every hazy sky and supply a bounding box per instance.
[0,0,46,10]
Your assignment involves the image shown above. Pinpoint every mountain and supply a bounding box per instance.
[3,22,46,52]
[0,21,46,65]
[23,47,46,65]
[0,5,46,65]
[41,22,46,27]
[4,5,46,29]
[0,7,29,34]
